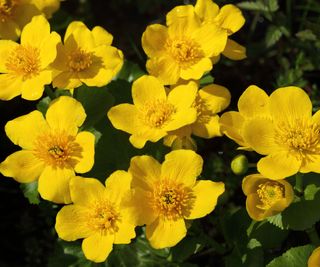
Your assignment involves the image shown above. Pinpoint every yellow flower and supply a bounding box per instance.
[243,86,320,179]
[129,150,225,249]
[55,172,138,263]
[164,83,231,147]
[0,96,95,204]
[0,15,60,100]
[32,0,61,18]
[167,0,246,61]
[242,173,293,221]
[107,75,198,148]
[219,85,270,150]
[142,6,227,85]
[51,21,123,90]
[308,246,320,267]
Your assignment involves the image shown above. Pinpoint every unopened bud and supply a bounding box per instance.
[231,154,248,175]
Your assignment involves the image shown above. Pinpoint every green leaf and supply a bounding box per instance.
[117,60,145,82]
[74,84,115,129]
[268,0,279,12]
[37,96,51,115]
[237,1,268,12]
[266,245,315,267]
[265,25,283,47]
[20,181,40,205]
[171,236,203,262]
[267,214,287,230]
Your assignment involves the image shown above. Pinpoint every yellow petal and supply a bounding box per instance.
[186,180,224,219]
[238,85,269,118]
[142,24,168,57]
[242,173,265,196]
[52,72,82,90]
[39,31,61,68]
[55,205,93,241]
[199,84,231,113]
[269,86,312,121]
[64,21,86,42]
[192,115,221,138]
[0,74,23,100]
[132,75,166,107]
[0,40,18,72]
[114,221,136,244]
[74,131,95,173]
[180,57,212,80]
[301,155,320,173]
[69,176,106,206]
[146,217,186,249]
[166,5,197,26]
[164,108,197,132]
[129,128,166,148]
[46,96,86,136]
[161,150,203,187]
[257,152,301,179]
[82,233,114,263]
[308,246,320,267]
[242,117,278,155]
[65,23,95,51]
[146,56,180,85]
[222,39,246,60]
[168,81,198,110]
[5,110,49,149]
[105,170,132,205]
[246,193,265,221]
[129,155,161,191]
[194,0,220,22]
[191,23,227,57]
[0,20,21,40]
[0,150,44,183]
[219,111,246,147]
[38,167,74,203]
[92,26,113,46]
[214,4,245,34]
[107,103,140,134]
[21,70,52,100]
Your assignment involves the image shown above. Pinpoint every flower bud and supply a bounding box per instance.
[231,154,248,175]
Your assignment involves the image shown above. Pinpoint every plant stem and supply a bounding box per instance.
[45,85,56,99]
[294,173,304,194]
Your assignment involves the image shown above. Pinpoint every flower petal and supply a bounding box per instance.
[214,4,245,34]
[0,20,21,40]
[0,40,18,72]
[5,110,49,149]
[168,81,197,110]
[161,150,203,187]
[82,233,114,263]
[146,217,186,249]
[69,176,106,206]
[114,220,136,244]
[0,150,44,183]
[180,57,212,80]
[39,31,61,68]
[222,39,246,60]
[0,74,23,100]
[257,152,301,179]
[142,24,168,58]
[186,180,224,219]
[92,26,113,46]
[132,75,166,107]
[194,0,220,22]
[52,72,82,90]
[246,193,265,221]
[38,167,74,203]
[129,128,166,148]
[164,107,197,132]
[21,70,52,100]
[200,84,231,113]
[242,174,265,196]
[74,131,95,173]
[129,155,161,191]
[46,96,86,136]
[192,115,221,138]
[55,205,93,241]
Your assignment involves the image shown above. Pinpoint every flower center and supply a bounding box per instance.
[141,99,176,128]
[0,0,18,22]
[165,38,203,68]
[87,200,120,235]
[192,94,212,124]
[68,48,93,72]
[152,179,195,220]
[6,45,41,80]
[33,131,82,168]
[275,119,320,156]
[256,181,285,210]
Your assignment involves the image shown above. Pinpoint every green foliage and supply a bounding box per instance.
[20,181,40,205]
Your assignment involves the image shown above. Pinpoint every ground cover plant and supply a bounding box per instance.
[0,0,320,266]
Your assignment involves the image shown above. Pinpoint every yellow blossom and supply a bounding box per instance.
[55,172,138,263]
[0,96,95,204]
[219,85,270,150]
[167,0,246,62]
[242,86,320,179]
[129,150,225,249]
[51,21,123,90]
[107,75,198,149]
[242,173,293,221]
[308,246,320,267]
[32,0,61,18]
[142,5,227,85]
[0,15,60,100]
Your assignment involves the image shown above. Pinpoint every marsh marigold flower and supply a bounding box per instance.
[167,0,246,61]
[107,75,198,148]
[0,15,60,100]
[142,5,227,85]
[243,86,320,179]
[51,21,123,90]
[219,85,270,150]
[308,246,320,267]
[32,0,61,18]
[242,173,293,221]
[55,173,138,262]
[164,83,231,148]
[129,150,225,249]
[0,96,95,203]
